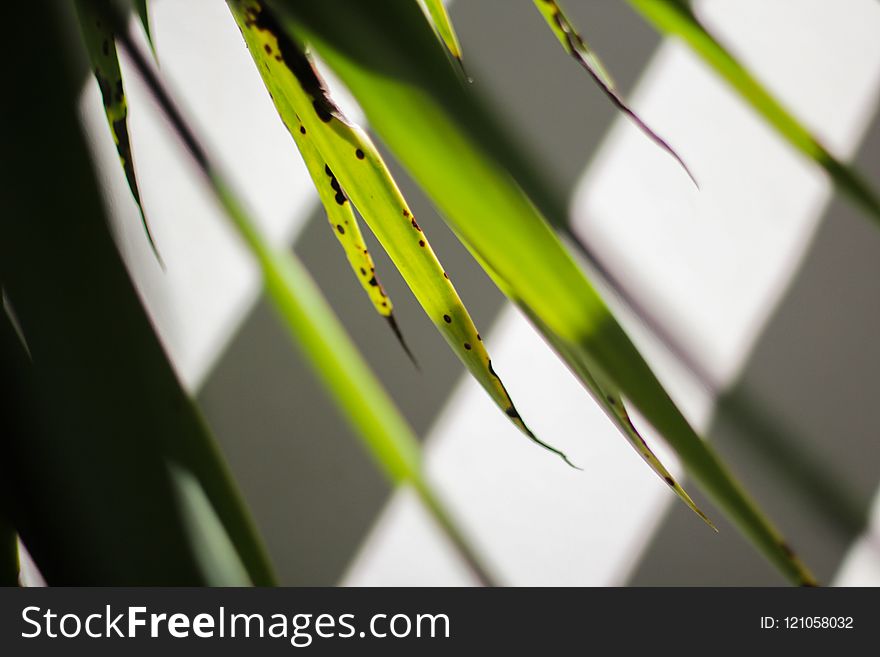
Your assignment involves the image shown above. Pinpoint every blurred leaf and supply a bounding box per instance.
[133,0,155,55]
[0,0,273,585]
[533,0,695,184]
[169,464,252,586]
[0,302,24,590]
[102,0,496,585]
[518,300,713,528]
[74,0,162,263]
[268,0,816,585]
[291,110,417,365]
[229,0,576,467]
[627,0,880,226]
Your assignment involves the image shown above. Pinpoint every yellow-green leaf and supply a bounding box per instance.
[230,0,577,468]
[229,5,407,349]
[74,0,162,263]
[291,111,417,364]
[418,0,464,67]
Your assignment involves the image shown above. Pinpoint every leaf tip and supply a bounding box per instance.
[386,314,420,371]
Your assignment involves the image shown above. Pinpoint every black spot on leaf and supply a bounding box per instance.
[324,164,347,205]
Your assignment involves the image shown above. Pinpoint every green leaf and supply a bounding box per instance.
[626,0,880,227]
[268,0,817,585]
[168,464,252,586]
[234,30,417,363]
[289,108,417,365]
[229,0,577,468]
[517,300,714,529]
[533,0,695,184]
[101,0,496,585]
[0,304,23,589]
[0,0,273,585]
[133,0,156,55]
[74,0,163,264]
[418,0,464,69]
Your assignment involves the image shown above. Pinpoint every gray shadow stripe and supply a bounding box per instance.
[628,104,880,586]
[196,0,660,585]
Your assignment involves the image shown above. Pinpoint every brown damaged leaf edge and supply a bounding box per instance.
[534,0,697,186]
[517,298,715,529]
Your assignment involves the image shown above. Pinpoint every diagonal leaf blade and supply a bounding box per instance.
[74,0,162,263]
[100,0,496,585]
[133,0,156,55]
[516,298,714,528]
[269,0,817,585]
[291,110,418,365]
[627,0,880,226]
[533,0,696,184]
[418,0,465,68]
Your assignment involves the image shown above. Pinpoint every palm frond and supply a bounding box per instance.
[99,0,496,585]
[268,0,817,585]
[230,0,576,467]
